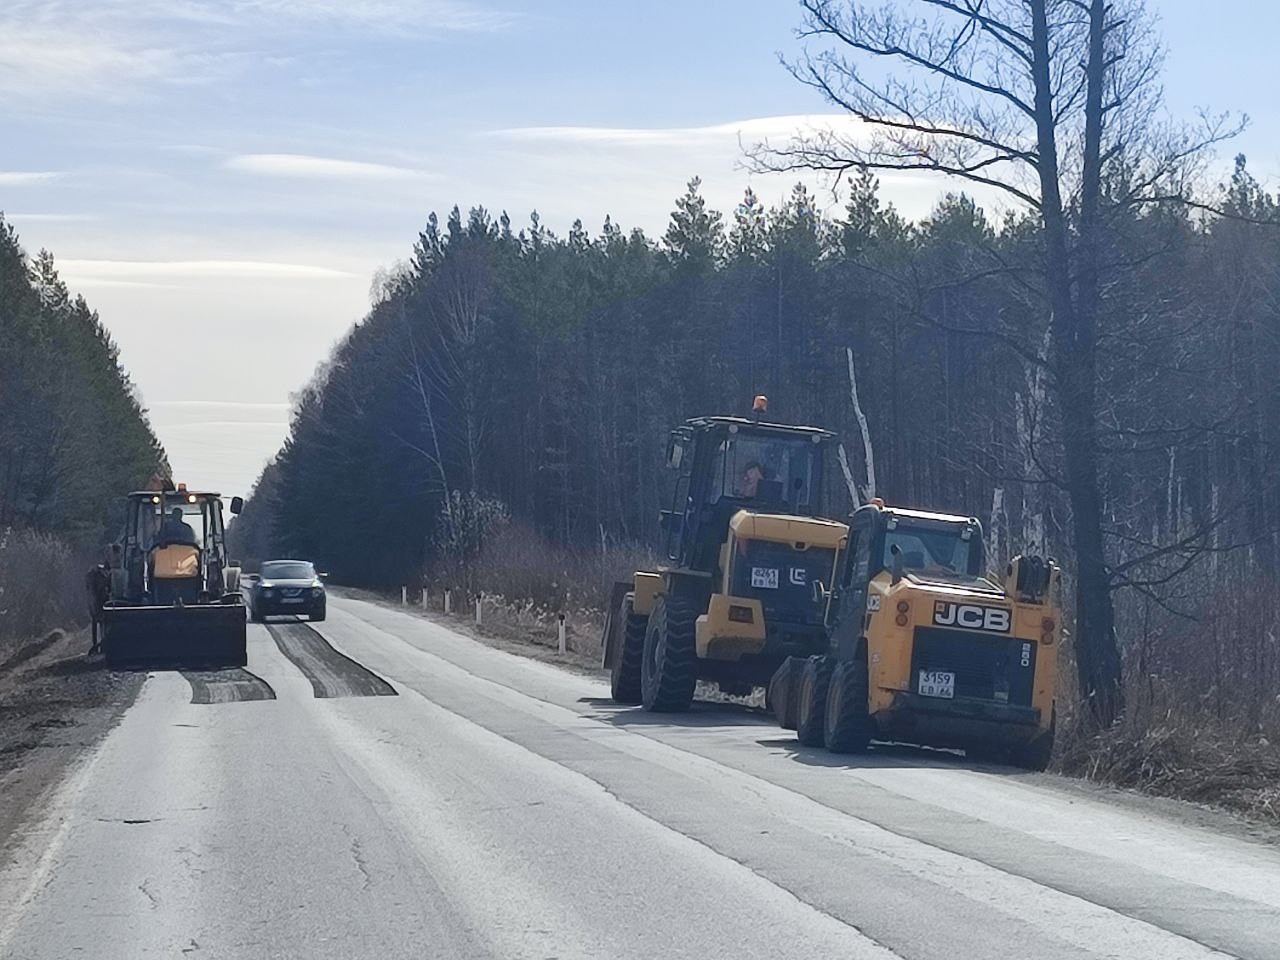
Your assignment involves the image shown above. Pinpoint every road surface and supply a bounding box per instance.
[1,595,1277,959]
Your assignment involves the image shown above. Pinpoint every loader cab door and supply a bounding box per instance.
[662,428,696,563]
[831,507,880,660]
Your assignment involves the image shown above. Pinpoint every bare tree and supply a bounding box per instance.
[750,0,1238,726]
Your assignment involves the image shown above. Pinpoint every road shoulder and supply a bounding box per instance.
[0,629,145,859]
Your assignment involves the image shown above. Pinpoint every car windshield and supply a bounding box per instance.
[262,561,315,580]
[884,522,973,574]
[705,432,820,508]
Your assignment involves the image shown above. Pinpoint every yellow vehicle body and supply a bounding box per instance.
[861,565,1059,748]
[776,501,1061,768]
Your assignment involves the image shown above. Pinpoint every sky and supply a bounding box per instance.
[3,0,1278,499]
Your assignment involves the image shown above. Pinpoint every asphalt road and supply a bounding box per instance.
[2,595,1278,960]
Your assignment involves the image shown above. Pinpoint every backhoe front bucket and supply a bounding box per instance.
[101,602,247,669]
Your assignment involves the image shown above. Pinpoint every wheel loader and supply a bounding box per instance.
[99,484,248,668]
[601,398,848,711]
[772,499,1061,769]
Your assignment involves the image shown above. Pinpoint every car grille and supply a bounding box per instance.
[911,627,1037,706]
[283,587,303,597]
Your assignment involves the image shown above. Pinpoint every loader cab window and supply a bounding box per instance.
[137,496,208,549]
[705,432,821,511]
[882,519,976,575]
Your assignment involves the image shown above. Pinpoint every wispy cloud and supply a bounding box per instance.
[0,26,190,97]
[1,212,94,222]
[151,400,292,409]
[226,153,434,181]
[0,171,62,185]
[232,0,517,32]
[489,115,870,147]
[59,259,356,280]
[0,0,515,99]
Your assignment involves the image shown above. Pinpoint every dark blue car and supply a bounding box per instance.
[248,559,326,622]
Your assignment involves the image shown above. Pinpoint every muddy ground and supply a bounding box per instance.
[0,630,144,854]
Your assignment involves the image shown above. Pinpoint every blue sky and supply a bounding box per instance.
[2,0,1277,497]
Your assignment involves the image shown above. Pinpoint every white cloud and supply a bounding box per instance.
[477,113,1012,228]
[0,171,62,185]
[59,259,356,279]
[151,400,292,409]
[231,0,517,32]
[1,212,93,222]
[0,27,188,97]
[0,0,513,99]
[226,153,434,181]
[490,115,871,147]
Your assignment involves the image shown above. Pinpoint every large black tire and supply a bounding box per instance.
[795,656,834,746]
[824,659,874,754]
[309,607,326,622]
[610,595,646,704]
[1010,711,1056,771]
[641,595,697,712]
[767,656,803,730]
[250,606,264,624]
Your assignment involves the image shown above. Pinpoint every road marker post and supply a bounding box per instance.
[422,585,430,611]
[475,592,483,627]
[558,613,567,655]
[444,588,452,615]
[401,585,407,606]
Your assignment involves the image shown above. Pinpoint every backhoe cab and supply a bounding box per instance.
[773,501,1060,769]
[99,486,248,668]
[602,401,847,711]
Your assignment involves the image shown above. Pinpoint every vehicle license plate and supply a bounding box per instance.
[751,567,779,589]
[282,597,304,604]
[918,670,955,699]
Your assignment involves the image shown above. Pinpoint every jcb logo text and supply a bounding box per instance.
[933,601,1010,633]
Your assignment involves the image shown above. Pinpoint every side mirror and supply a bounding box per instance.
[228,558,242,569]
[229,496,244,515]
[667,436,684,470]
[890,543,905,585]
[810,580,828,605]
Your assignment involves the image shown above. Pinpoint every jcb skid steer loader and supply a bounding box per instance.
[773,500,1061,769]
[100,485,247,668]
[601,398,848,711]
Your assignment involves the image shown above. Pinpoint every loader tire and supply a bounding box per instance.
[768,656,803,730]
[824,659,873,754]
[1010,711,1055,771]
[641,595,697,712]
[796,656,834,747]
[610,595,646,704]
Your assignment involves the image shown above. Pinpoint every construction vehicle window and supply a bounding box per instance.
[706,436,816,507]
[140,498,207,549]
[883,525,969,573]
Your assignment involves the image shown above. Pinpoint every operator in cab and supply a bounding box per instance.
[159,507,198,547]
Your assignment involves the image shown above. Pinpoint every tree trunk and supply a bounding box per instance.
[1029,0,1124,727]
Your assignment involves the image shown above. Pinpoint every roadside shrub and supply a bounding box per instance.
[0,528,85,657]
[466,521,655,613]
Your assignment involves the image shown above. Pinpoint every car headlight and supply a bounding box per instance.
[312,587,323,597]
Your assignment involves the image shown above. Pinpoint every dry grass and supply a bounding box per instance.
[0,528,86,659]
[1057,702,1280,823]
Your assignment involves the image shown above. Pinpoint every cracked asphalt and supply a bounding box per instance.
[1,595,1278,959]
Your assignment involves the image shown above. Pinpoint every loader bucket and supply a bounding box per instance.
[101,601,247,669]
